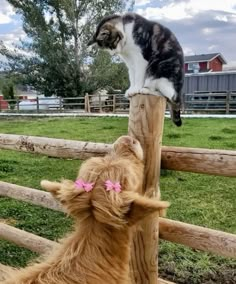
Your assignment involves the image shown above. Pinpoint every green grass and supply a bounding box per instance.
[0,117,236,283]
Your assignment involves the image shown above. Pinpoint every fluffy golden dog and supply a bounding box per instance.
[2,136,169,284]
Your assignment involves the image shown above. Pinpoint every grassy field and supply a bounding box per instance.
[0,117,236,284]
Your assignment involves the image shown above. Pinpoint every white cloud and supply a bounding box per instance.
[0,13,13,24]
[0,27,26,49]
[0,0,15,24]
[208,45,218,51]
[202,27,214,35]
[135,0,151,7]
[135,0,236,21]
[215,15,228,22]
[183,46,194,55]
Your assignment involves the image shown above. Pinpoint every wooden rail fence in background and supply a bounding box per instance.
[1,91,236,114]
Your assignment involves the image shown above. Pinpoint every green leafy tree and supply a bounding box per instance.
[85,50,129,93]
[0,78,16,109]
[0,0,132,97]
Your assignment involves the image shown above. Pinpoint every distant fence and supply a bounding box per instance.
[0,94,129,114]
[1,91,236,115]
[183,91,236,114]
[183,71,236,93]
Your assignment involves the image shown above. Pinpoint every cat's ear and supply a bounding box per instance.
[117,30,124,41]
[122,192,170,226]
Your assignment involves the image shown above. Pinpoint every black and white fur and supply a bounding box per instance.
[88,13,184,126]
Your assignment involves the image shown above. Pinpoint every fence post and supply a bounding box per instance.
[113,95,116,113]
[99,93,102,113]
[128,94,166,283]
[84,93,88,112]
[36,97,39,113]
[59,97,63,113]
[16,97,19,113]
[226,92,230,114]
[88,94,91,113]
[182,93,185,114]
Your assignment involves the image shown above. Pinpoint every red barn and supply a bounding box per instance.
[0,95,9,110]
[184,53,227,73]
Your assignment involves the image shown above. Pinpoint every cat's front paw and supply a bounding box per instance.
[139,87,160,96]
[125,88,140,98]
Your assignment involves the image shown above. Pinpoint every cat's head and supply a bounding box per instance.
[88,14,124,50]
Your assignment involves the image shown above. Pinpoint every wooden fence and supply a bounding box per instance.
[0,134,236,283]
[0,94,129,114]
[183,91,236,114]
[1,91,236,115]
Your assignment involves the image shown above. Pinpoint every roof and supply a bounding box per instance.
[185,53,227,64]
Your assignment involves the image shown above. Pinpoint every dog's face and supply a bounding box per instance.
[113,135,144,161]
[88,19,123,50]
[41,179,169,228]
[40,135,168,229]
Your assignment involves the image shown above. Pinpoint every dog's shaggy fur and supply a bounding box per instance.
[2,136,169,284]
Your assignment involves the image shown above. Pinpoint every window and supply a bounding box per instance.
[188,62,200,70]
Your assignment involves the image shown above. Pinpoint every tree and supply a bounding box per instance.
[85,50,129,93]
[0,77,16,109]
[0,0,132,97]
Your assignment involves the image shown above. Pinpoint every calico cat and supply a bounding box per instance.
[88,13,184,126]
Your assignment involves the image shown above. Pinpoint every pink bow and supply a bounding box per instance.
[105,180,121,193]
[75,178,94,192]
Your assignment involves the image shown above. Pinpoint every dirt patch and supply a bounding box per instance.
[0,218,17,226]
[160,264,236,284]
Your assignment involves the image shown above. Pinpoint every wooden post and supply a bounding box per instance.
[226,92,230,114]
[59,97,63,113]
[128,94,166,283]
[16,97,19,112]
[36,97,39,113]
[99,93,102,113]
[84,93,88,112]
[87,95,91,113]
[113,94,116,113]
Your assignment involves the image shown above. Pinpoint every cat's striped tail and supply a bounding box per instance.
[169,102,182,127]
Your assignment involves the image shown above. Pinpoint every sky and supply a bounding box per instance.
[0,0,236,67]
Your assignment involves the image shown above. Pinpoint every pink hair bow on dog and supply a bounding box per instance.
[105,180,121,193]
[75,178,94,192]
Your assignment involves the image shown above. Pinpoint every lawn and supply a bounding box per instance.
[0,117,236,284]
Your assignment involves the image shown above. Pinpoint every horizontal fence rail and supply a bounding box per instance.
[0,181,236,258]
[0,134,236,177]
[1,91,236,114]
[159,219,236,258]
[0,222,57,254]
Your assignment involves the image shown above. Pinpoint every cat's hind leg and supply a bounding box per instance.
[155,78,182,126]
[138,77,162,96]
[140,77,182,126]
